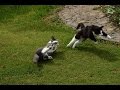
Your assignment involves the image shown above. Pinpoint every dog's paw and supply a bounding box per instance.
[107,35,112,39]
[94,42,98,44]
[72,46,76,49]
[66,44,70,48]
[48,56,53,59]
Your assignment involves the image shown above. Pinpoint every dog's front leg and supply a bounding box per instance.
[48,56,53,59]
[72,40,80,48]
[67,35,77,47]
[89,35,98,44]
[45,53,53,60]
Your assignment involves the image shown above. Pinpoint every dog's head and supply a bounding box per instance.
[92,25,111,39]
[76,23,85,30]
[48,36,59,46]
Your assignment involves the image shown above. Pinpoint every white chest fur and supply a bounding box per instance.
[41,40,59,54]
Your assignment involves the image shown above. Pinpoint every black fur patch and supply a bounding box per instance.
[75,23,108,42]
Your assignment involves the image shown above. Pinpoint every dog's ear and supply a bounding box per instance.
[51,36,56,41]
[76,23,85,29]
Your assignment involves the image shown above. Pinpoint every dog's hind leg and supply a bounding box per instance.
[67,35,78,47]
[43,53,53,60]
[89,35,98,44]
[33,54,39,63]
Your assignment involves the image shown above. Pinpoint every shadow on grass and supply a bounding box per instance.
[52,50,65,60]
[34,59,54,70]
[77,46,119,62]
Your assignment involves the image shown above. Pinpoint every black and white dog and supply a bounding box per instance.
[67,23,112,48]
[33,36,59,64]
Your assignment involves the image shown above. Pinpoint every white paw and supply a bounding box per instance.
[48,56,53,59]
[107,35,112,39]
[72,46,75,49]
[94,42,98,44]
[66,44,70,47]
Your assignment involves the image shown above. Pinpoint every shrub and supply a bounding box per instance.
[102,5,120,27]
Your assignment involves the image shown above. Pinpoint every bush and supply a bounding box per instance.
[102,5,120,27]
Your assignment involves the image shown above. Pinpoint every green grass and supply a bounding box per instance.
[0,5,120,85]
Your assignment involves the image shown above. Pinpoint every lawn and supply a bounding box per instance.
[0,5,120,85]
